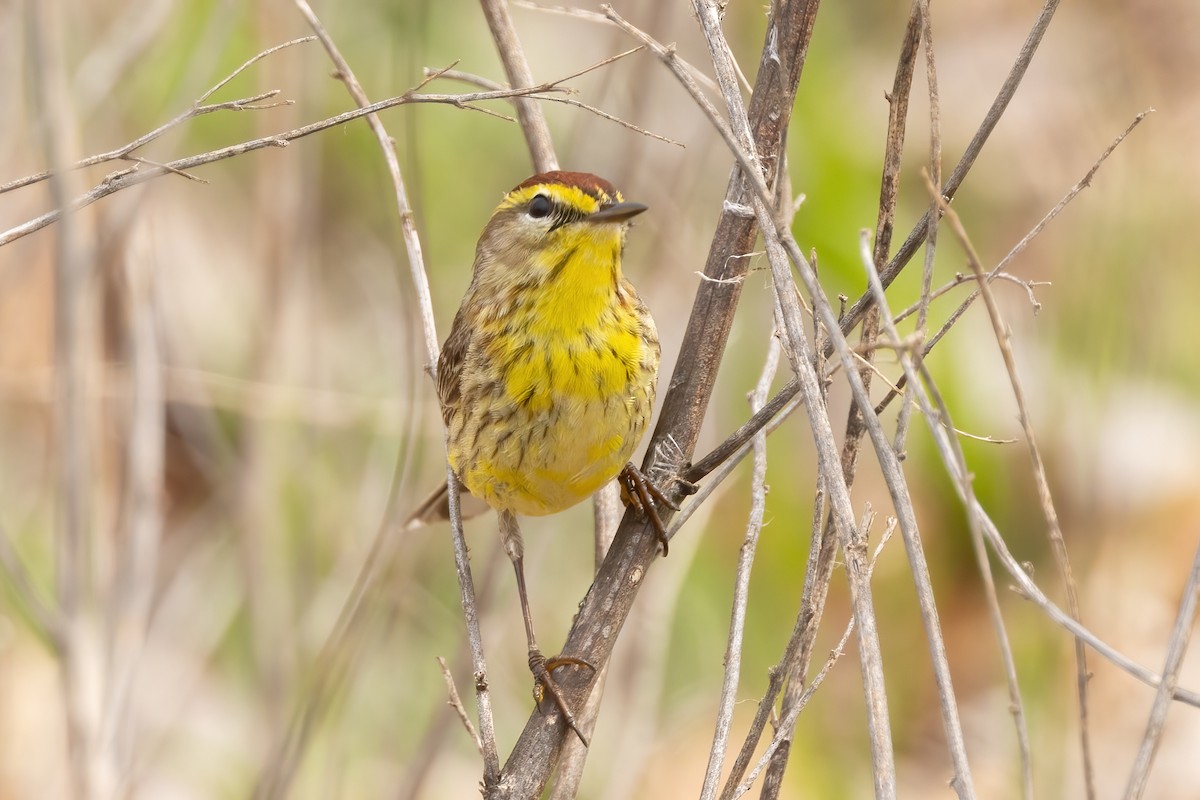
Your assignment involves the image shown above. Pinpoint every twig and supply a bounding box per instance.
[690,108,1138,500]
[1122,540,1200,799]
[238,6,511,797]
[716,481,825,800]
[437,656,483,753]
[512,0,729,96]
[890,271,1047,323]
[855,204,1200,746]
[917,7,1029,795]
[992,108,1152,278]
[654,2,981,792]
[0,56,625,248]
[398,547,505,800]
[929,171,1094,798]
[850,212,1200,723]
[699,334,779,800]
[731,518,896,799]
[756,7,921,772]
[427,64,684,147]
[1,37,317,195]
[893,0,939,455]
[685,378,798,484]
[875,109,1149,417]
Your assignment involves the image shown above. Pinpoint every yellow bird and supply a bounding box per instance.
[410,171,673,745]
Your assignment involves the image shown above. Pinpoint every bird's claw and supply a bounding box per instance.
[529,649,594,747]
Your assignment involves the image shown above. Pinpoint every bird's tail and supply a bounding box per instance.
[404,479,491,530]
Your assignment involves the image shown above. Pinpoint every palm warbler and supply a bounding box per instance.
[411,171,674,744]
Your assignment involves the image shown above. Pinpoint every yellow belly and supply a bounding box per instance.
[456,391,647,516]
[447,305,656,516]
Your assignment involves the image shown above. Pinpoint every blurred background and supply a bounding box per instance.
[1,0,1198,797]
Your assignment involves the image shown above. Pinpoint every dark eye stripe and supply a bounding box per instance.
[548,205,584,233]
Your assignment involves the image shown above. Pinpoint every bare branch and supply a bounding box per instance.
[512,0,728,95]
[854,213,1200,722]
[1,55,630,248]
[890,271,1047,323]
[929,171,1095,797]
[686,0,905,793]
[438,656,483,753]
[1,36,316,195]
[294,0,501,785]
[874,109,1148,417]
[479,0,558,172]
[839,0,1065,338]
[699,334,779,800]
[427,64,684,147]
[731,520,895,799]
[1122,542,1200,799]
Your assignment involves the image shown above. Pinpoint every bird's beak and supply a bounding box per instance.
[588,201,648,224]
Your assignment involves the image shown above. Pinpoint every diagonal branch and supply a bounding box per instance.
[1122,540,1200,799]
[932,174,1095,797]
[486,2,821,796]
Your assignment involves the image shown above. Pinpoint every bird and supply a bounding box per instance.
[408,170,674,745]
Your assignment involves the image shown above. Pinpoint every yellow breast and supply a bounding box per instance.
[447,230,658,516]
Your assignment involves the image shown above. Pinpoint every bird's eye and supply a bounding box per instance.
[528,194,553,219]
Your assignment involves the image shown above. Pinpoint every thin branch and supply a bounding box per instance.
[685,378,798,484]
[243,6,549,796]
[838,0,1064,339]
[692,101,1140,515]
[890,271,1047,323]
[1122,540,1200,800]
[685,1,902,794]
[699,335,779,800]
[893,0,940,455]
[929,172,1094,798]
[1,37,317,195]
[913,7,1029,794]
[427,64,684,147]
[512,0,728,96]
[731,518,896,799]
[292,0,501,786]
[875,109,1148,416]
[691,113,1141,499]
[854,215,1200,728]
[0,56,626,248]
[655,4,978,792]
[437,656,483,754]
